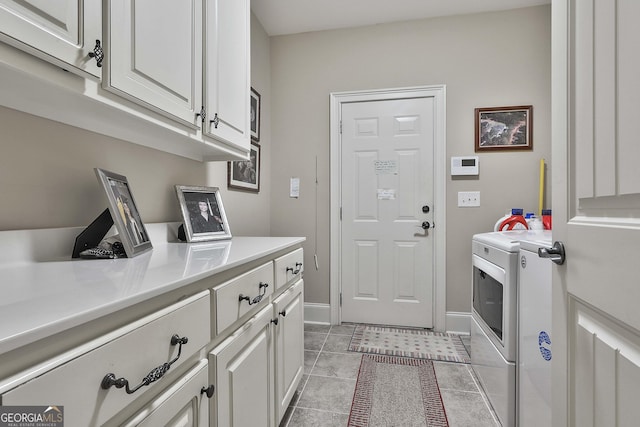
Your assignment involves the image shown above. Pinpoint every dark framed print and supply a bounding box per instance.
[475,105,533,152]
[175,185,232,242]
[94,168,152,257]
[250,87,261,142]
[228,141,260,192]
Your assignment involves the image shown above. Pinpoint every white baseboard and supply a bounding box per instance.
[446,311,471,335]
[304,303,331,324]
[305,305,471,332]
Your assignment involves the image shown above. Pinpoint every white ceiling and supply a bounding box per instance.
[251,0,551,36]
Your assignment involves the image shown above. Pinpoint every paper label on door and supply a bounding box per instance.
[377,189,396,200]
[374,160,398,175]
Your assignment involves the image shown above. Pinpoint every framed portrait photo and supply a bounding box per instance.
[227,141,261,192]
[175,185,232,242]
[475,105,533,152]
[94,168,152,257]
[250,87,261,142]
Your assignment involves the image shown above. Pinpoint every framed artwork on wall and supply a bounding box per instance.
[175,185,232,242]
[475,105,533,152]
[94,168,152,257]
[250,87,261,142]
[227,141,261,193]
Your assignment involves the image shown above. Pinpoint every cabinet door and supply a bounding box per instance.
[121,360,211,427]
[0,0,101,77]
[105,0,202,127]
[273,280,304,423]
[204,0,250,151]
[210,305,274,427]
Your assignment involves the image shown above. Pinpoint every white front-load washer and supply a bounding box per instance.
[518,234,553,427]
[471,230,550,427]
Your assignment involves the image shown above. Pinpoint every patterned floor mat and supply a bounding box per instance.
[348,324,471,363]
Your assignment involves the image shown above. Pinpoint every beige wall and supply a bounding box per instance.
[0,13,272,239]
[0,106,206,230]
[269,6,552,312]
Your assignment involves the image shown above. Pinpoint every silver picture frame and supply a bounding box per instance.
[94,168,152,257]
[175,185,232,242]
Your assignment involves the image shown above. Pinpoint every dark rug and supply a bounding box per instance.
[348,324,471,363]
[348,354,449,427]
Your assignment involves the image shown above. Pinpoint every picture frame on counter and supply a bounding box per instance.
[250,87,261,142]
[227,141,261,193]
[475,105,533,152]
[94,168,152,257]
[175,185,232,242]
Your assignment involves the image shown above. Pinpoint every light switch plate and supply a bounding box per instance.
[458,191,480,207]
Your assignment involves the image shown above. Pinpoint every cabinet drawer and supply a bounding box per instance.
[1,291,211,427]
[212,262,273,335]
[274,248,304,289]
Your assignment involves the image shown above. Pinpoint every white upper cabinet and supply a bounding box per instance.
[104,0,203,128]
[204,0,251,151]
[0,0,251,160]
[0,0,102,77]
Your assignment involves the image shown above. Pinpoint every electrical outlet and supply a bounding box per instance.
[458,191,480,207]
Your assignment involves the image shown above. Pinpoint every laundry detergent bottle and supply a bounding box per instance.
[496,208,529,231]
[541,209,552,230]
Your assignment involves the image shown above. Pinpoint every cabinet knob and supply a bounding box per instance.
[271,318,279,326]
[201,384,215,398]
[279,310,287,318]
[88,40,104,68]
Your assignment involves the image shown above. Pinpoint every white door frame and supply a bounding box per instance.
[329,85,447,331]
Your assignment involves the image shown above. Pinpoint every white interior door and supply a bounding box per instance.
[552,1,640,425]
[340,97,435,328]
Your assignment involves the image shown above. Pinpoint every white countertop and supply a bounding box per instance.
[0,224,304,355]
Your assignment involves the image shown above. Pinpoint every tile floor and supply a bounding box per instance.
[279,323,500,427]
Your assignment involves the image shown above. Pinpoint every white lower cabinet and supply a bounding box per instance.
[209,279,304,427]
[0,244,304,427]
[210,305,275,427]
[273,279,304,422]
[121,359,212,427]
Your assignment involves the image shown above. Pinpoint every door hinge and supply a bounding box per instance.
[339,120,343,134]
[339,207,342,220]
[340,293,342,306]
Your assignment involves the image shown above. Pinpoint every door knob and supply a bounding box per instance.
[538,241,565,265]
[421,221,431,230]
